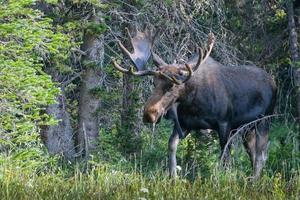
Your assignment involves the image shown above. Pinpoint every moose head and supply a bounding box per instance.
[112,28,215,125]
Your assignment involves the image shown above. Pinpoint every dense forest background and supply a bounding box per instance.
[0,0,300,199]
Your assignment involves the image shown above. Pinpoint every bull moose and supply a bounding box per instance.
[112,28,276,179]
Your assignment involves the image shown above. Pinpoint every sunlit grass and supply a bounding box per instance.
[0,162,299,200]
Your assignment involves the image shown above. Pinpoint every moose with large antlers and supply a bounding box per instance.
[112,28,276,179]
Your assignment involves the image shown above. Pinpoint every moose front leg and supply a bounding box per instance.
[168,128,189,177]
[168,129,180,177]
[166,103,185,139]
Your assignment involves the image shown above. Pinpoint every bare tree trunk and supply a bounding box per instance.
[288,1,299,62]
[287,0,300,145]
[77,13,104,156]
[34,0,75,160]
[41,92,75,160]
[36,1,105,157]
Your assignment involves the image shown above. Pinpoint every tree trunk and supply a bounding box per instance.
[34,0,75,160]
[287,0,300,145]
[41,92,75,160]
[77,13,104,156]
[288,1,299,62]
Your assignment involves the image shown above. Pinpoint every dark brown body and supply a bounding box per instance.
[154,57,276,178]
[176,57,276,131]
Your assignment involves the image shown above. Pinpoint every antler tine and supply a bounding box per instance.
[112,59,130,73]
[193,47,204,72]
[112,59,161,77]
[116,27,136,67]
[152,51,167,66]
[192,33,215,72]
[117,40,132,61]
[125,27,133,41]
[159,72,181,85]
[182,63,193,83]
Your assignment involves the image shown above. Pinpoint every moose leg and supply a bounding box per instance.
[218,122,231,168]
[168,128,189,177]
[242,130,256,170]
[165,104,185,139]
[254,120,270,179]
[168,129,180,177]
[169,103,185,139]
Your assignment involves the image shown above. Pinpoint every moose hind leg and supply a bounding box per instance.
[218,122,231,168]
[168,129,180,177]
[254,120,270,179]
[242,130,256,170]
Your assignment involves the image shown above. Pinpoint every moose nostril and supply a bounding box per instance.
[143,113,155,123]
[143,110,159,123]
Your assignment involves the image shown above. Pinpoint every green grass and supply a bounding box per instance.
[0,163,299,200]
[0,121,299,200]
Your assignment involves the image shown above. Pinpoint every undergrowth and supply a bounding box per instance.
[0,120,299,200]
[0,162,299,200]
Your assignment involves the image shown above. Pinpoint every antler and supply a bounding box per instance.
[170,32,215,84]
[113,27,158,75]
[113,29,215,86]
[112,59,161,76]
[156,33,215,85]
[112,59,191,84]
[189,32,215,72]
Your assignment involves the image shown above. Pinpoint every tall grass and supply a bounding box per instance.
[0,163,299,200]
[0,120,299,199]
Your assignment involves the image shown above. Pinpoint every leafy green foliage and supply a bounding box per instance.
[85,22,108,35]
[0,0,72,166]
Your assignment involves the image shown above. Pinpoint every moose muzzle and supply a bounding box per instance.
[143,104,165,124]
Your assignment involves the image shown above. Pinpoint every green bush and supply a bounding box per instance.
[0,0,73,168]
